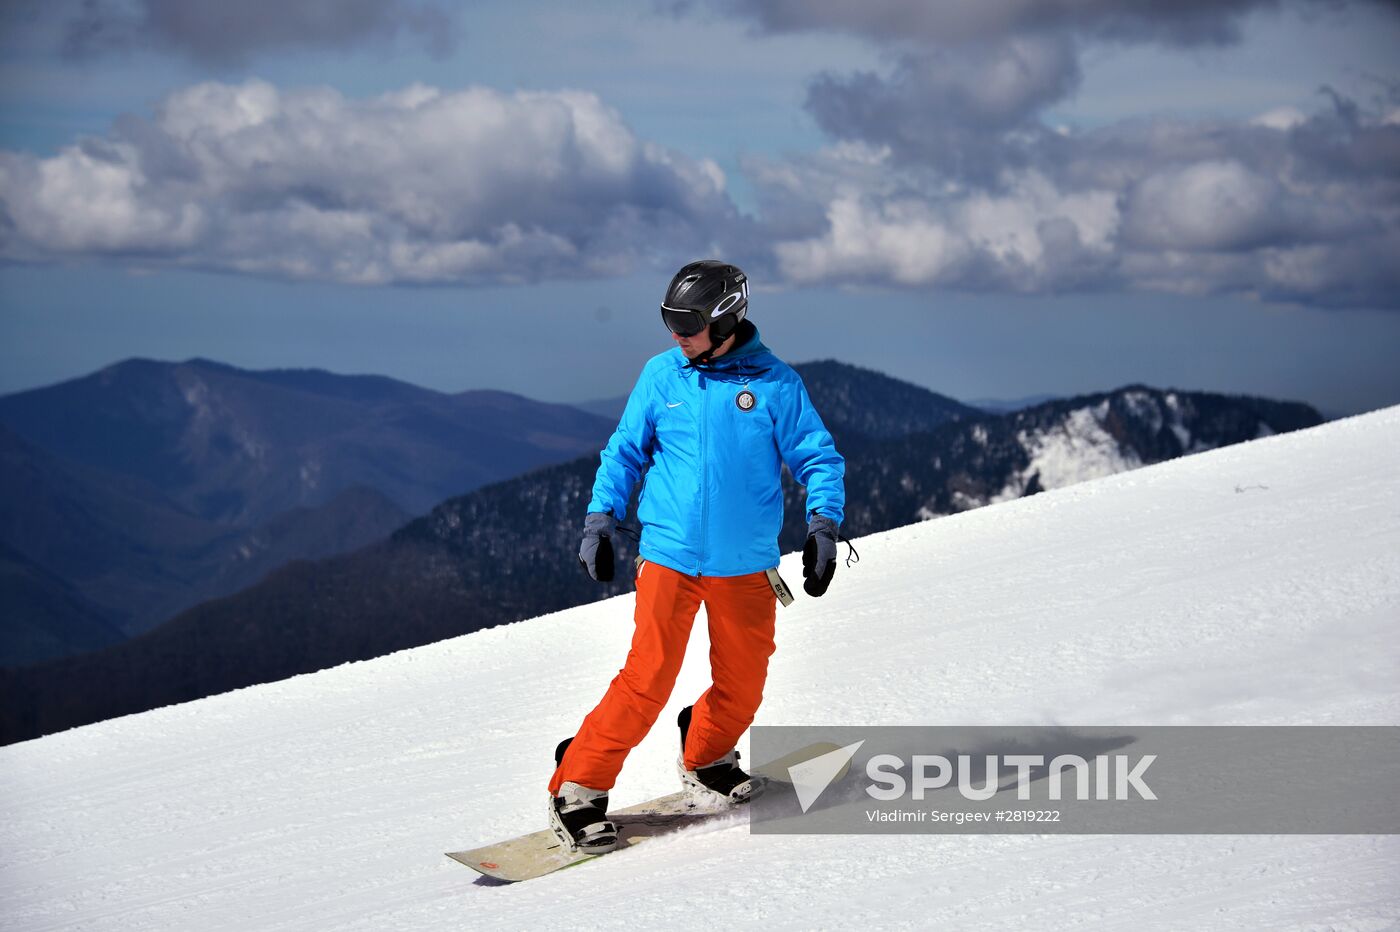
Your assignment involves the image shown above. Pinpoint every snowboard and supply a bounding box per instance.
[447,741,848,883]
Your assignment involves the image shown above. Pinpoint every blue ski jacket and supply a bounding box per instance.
[587,322,845,577]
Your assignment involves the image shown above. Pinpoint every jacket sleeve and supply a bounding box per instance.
[586,364,656,520]
[773,371,846,526]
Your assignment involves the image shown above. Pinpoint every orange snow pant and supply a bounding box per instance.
[548,560,778,794]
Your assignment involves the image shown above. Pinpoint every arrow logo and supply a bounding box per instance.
[787,740,864,813]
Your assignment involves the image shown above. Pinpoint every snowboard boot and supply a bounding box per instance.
[549,782,618,855]
[676,705,762,804]
[549,739,618,854]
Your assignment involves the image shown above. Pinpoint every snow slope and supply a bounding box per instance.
[3,407,1399,931]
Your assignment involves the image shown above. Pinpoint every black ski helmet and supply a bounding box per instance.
[660,260,748,344]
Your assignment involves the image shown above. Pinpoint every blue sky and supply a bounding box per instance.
[1,0,1398,415]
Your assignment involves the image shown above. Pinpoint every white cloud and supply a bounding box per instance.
[774,195,972,286]
[962,171,1118,265]
[703,0,1400,308]
[1122,159,1284,252]
[0,79,738,285]
[767,152,1119,291]
[1250,106,1307,131]
[0,141,207,254]
[751,98,1400,308]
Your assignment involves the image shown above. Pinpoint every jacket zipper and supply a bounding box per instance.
[697,371,708,576]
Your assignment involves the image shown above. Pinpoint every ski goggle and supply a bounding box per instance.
[660,305,709,337]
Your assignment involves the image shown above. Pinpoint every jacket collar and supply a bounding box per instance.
[673,320,767,371]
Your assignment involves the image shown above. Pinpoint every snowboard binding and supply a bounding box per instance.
[676,706,763,805]
[549,737,619,854]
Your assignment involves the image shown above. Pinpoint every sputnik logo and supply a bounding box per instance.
[787,741,865,813]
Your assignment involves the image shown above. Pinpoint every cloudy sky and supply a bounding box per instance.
[1,0,1398,414]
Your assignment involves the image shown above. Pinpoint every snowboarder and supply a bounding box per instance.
[549,259,847,854]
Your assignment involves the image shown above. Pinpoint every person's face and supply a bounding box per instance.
[672,323,714,359]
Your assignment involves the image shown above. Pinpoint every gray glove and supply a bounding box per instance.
[803,514,839,597]
[578,511,616,582]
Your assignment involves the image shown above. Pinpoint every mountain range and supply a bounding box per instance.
[0,358,616,658]
[0,358,1321,744]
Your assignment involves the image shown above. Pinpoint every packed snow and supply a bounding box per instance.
[3,407,1398,930]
